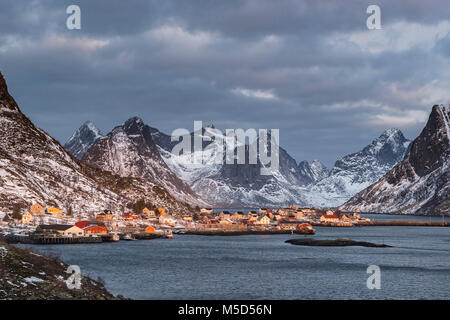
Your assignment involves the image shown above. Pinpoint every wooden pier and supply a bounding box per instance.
[4,234,102,245]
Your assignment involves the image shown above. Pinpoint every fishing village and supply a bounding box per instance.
[0,204,447,245]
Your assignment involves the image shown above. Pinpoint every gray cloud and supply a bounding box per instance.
[1,0,450,167]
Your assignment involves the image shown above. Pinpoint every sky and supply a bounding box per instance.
[1,0,450,168]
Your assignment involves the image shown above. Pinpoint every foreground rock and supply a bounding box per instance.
[0,241,123,299]
[285,238,392,248]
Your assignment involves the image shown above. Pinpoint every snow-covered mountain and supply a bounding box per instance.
[64,121,103,159]
[0,72,192,217]
[82,117,208,207]
[151,125,225,184]
[152,124,409,208]
[342,105,450,215]
[298,160,329,184]
[64,116,410,209]
[302,128,411,207]
[152,126,328,207]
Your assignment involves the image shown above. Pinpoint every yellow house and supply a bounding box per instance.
[21,211,34,224]
[157,207,166,216]
[46,207,63,217]
[30,203,45,216]
[159,214,174,226]
[255,215,271,225]
[294,211,305,219]
[142,207,156,218]
[200,208,213,214]
[183,215,193,222]
[320,213,340,223]
[37,224,85,237]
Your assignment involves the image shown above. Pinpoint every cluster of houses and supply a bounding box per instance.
[191,206,370,231]
[19,203,65,225]
[7,203,180,239]
[7,202,371,238]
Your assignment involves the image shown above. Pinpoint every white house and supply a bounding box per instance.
[159,214,175,226]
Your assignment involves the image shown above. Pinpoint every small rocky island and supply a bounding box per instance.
[0,241,124,300]
[285,238,392,248]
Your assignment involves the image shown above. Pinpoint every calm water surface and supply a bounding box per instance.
[25,224,450,300]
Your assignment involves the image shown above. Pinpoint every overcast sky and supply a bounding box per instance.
[1,0,450,167]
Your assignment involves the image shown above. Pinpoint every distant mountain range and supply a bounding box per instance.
[301,128,411,207]
[342,105,450,216]
[66,116,416,210]
[2,66,443,215]
[0,72,193,217]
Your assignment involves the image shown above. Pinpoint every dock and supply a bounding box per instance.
[3,234,102,244]
[365,220,449,227]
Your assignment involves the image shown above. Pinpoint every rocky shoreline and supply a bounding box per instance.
[0,241,125,300]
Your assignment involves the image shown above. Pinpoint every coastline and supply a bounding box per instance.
[0,240,125,300]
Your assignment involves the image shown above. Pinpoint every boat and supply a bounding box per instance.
[165,230,173,239]
[123,234,137,241]
[296,223,315,235]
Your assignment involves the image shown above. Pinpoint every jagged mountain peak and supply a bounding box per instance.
[408,104,449,177]
[123,116,145,132]
[83,117,208,207]
[0,72,192,215]
[64,121,103,159]
[380,128,404,138]
[363,128,409,157]
[302,128,411,207]
[342,105,450,215]
[0,72,20,113]
[0,72,7,97]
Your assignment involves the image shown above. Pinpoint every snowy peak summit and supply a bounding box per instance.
[82,117,208,207]
[64,121,103,159]
[342,105,450,215]
[362,128,409,162]
[123,116,145,134]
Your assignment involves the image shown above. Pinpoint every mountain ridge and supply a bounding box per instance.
[341,105,450,215]
[82,117,208,207]
[0,72,192,217]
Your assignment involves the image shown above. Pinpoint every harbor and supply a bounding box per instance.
[19,227,450,300]
[0,204,447,246]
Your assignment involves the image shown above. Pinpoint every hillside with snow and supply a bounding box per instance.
[0,72,192,217]
[301,129,411,207]
[82,117,208,207]
[342,105,450,215]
